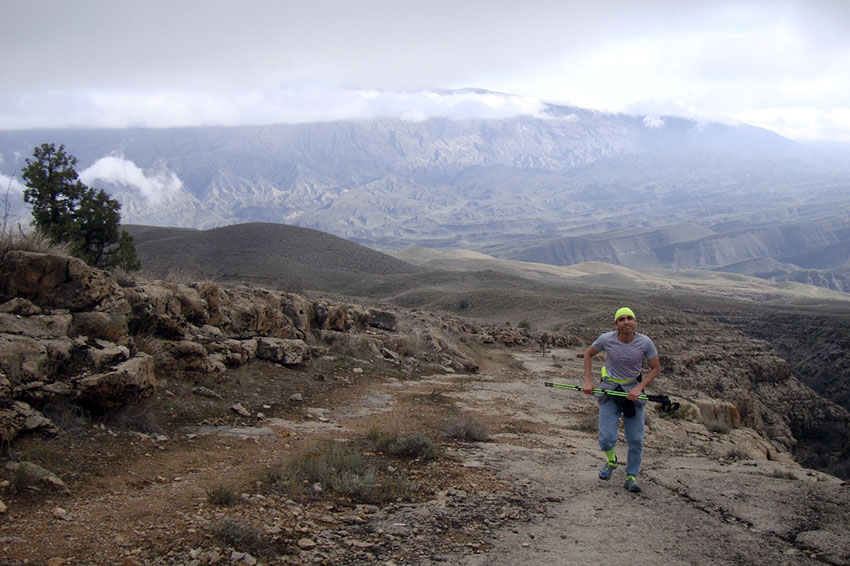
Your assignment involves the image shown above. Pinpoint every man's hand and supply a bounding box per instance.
[627,388,642,401]
[583,345,599,395]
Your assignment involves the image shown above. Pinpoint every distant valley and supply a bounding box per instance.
[2,101,850,291]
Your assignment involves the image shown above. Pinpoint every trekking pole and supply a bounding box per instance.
[544,382,681,413]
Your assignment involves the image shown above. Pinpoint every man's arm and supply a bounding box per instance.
[628,356,661,400]
[583,345,599,394]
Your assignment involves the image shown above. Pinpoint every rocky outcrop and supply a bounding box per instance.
[0,251,527,443]
[0,251,123,312]
[639,314,850,460]
[0,254,145,440]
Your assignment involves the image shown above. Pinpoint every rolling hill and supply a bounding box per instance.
[125,222,421,292]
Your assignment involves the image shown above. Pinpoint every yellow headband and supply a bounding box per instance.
[615,307,635,321]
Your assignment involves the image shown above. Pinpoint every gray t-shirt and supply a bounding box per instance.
[591,331,658,383]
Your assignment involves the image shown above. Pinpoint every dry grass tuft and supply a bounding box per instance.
[267,440,410,504]
[0,228,70,257]
[103,398,164,435]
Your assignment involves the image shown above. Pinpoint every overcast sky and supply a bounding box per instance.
[2,0,849,141]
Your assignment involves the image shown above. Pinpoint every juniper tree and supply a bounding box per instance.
[21,143,140,271]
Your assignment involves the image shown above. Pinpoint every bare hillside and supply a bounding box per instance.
[126,222,422,291]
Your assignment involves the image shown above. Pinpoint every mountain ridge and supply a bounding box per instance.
[3,106,850,290]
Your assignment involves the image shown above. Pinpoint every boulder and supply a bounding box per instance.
[151,340,223,376]
[74,354,156,408]
[123,283,188,338]
[0,401,58,442]
[0,374,10,403]
[0,251,121,311]
[222,339,258,366]
[70,311,129,343]
[0,334,73,388]
[215,287,300,339]
[256,337,310,365]
[368,309,398,331]
[0,298,41,315]
[282,292,313,331]
[0,312,72,339]
[86,340,131,369]
[5,461,68,493]
[159,281,209,326]
[196,283,224,326]
[324,304,349,331]
[695,397,742,428]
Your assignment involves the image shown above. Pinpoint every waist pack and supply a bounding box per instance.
[613,385,636,418]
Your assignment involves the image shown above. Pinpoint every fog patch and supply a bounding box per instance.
[80,156,183,205]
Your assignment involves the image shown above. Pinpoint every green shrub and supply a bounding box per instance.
[211,517,273,557]
[104,398,164,435]
[206,484,239,506]
[367,428,436,460]
[277,441,407,504]
[390,432,436,459]
[444,418,491,442]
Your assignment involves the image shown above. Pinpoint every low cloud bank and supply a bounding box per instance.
[4,86,549,130]
[80,156,183,205]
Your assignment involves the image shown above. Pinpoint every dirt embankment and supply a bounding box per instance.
[2,344,848,566]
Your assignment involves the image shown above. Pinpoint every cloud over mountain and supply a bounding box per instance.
[80,156,183,205]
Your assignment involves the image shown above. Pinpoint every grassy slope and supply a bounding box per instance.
[125,222,422,292]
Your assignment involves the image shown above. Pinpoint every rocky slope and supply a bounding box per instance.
[1,251,850,564]
[0,250,529,444]
[0,254,850,566]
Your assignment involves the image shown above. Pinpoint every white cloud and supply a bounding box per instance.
[3,87,548,129]
[2,1,849,141]
[0,172,30,230]
[733,108,850,142]
[485,11,850,141]
[643,116,665,129]
[0,172,26,195]
[80,156,183,204]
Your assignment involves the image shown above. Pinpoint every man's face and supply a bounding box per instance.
[615,314,636,332]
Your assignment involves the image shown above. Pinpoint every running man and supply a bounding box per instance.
[583,307,661,493]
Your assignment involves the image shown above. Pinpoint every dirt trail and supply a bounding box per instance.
[2,346,848,565]
[453,349,849,566]
[300,345,850,565]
